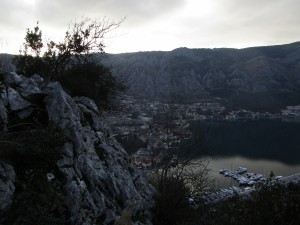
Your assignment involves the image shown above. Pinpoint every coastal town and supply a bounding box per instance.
[103,95,300,168]
[110,95,300,122]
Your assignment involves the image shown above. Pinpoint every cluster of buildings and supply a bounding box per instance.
[130,143,178,168]
[113,95,300,122]
[105,95,300,168]
[281,105,300,118]
[131,147,154,168]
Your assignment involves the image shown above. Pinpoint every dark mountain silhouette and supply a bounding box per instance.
[104,42,300,111]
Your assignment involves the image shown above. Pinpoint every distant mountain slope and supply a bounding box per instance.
[104,42,300,111]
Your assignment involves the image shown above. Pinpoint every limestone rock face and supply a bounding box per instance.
[0,70,155,225]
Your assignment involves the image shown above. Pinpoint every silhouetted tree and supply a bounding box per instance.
[150,100,213,225]
[13,17,125,109]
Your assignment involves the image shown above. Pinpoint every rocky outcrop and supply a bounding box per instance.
[0,71,155,225]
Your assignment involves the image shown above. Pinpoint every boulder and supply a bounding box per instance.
[3,71,24,86]
[7,87,31,111]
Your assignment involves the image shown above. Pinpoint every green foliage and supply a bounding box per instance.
[23,22,43,57]
[210,182,300,225]
[0,54,13,71]
[59,62,126,109]
[13,54,48,79]
[0,121,67,225]
[0,124,65,170]
[1,172,67,225]
[13,18,125,109]
[13,22,46,77]
[152,177,192,225]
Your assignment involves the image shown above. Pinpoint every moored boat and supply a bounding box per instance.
[235,167,247,174]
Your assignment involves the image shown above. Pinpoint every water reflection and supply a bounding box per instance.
[186,120,300,188]
[188,119,300,165]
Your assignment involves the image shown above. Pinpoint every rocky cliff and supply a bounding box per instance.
[0,70,155,225]
[105,42,300,110]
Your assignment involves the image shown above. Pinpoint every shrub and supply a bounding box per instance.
[0,121,68,225]
[151,159,213,225]
[152,176,192,225]
[210,182,300,225]
[59,62,125,109]
[13,18,125,109]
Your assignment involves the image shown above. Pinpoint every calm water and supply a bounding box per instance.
[186,119,300,187]
[206,156,300,188]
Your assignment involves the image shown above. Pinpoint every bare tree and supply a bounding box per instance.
[149,96,214,224]
[150,157,213,225]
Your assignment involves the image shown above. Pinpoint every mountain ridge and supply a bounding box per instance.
[2,41,300,110]
[104,41,300,111]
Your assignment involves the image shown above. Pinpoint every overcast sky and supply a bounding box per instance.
[1,0,300,54]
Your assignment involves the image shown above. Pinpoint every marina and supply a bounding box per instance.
[219,167,268,186]
[201,169,300,204]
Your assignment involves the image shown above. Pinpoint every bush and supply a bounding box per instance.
[210,182,300,225]
[0,121,68,225]
[59,62,125,109]
[151,159,213,225]
[152,177,193,225]
[13,18,125,109]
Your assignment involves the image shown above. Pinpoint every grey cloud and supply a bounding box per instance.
[0,0,36,30]
[218,0,300,25]
[1,0,300,54]
[207,0,300,44]
[164,0,300,50]
[34,0,186,27]
[219,0,282,14]
[1,0,186,53]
